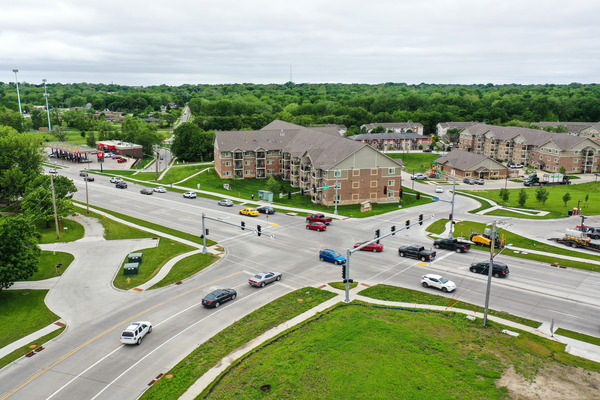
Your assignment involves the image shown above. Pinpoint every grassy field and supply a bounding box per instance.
[0,327,65,370]
[149,252,219,289]
[468,182,600,218]
[113,237,196,290]
[201,303,599,399]
[0,290,59,349]
[28,251,75,281]
[452,221,600,272]
[426,218,449,235]
[386,152,440,172]
[37,218,85,243]
[141,287,337,400]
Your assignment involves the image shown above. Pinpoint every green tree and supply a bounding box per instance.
[518,189,528,207]
[52,127,69,142]
[0,215,41,290]
[535,187,549,205]
[562,192,571,207]
[559,166,566,175]
[171,123,214,161]
[94,120,117,141]
[86,131,96,147]
[499,188,510,204]
[121,117,162,155]
[0,126,45,204]
[265,175,279,194]
[371,125,386,133]
[20,175,77,228]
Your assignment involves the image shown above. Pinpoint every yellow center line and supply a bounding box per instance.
[1,271,242,400]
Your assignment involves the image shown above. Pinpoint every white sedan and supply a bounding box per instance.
[421,274,456,293]
[153,186,167,193]
[48,168,57,174]
[435,186,443,193]
[183,191,197,199]
[110,177,123,183]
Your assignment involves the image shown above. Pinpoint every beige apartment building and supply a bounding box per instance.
[214,120,404,206]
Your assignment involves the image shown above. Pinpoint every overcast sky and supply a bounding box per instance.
[1,0,598,86]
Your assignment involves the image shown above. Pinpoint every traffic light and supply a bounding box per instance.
[391,225,396,235]
[419,214,423,225]
[288,190,292,199]
[416,193,421,200]
[257,225,262,236]
[201,228,209,238]
[405,220,410,229]
[375,229,380,244]
[241,221,245,230]
[313,185,317,193]
[383,185,388,195]
[399,189,403,198]
[301,188,305,195]
[342,264,346,280]
[449,213,452,220]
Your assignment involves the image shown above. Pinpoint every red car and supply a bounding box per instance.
[353,241,384,252]
[306,222,327,231]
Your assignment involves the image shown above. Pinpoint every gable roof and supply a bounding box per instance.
[350,132,427,141]
[436,149,504,171]
[464,123,557,146]
[362,122,423,130]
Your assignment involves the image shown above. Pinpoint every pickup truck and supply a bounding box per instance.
[433,238,470,253]
[306,213,332,225]
[398,245,436,261]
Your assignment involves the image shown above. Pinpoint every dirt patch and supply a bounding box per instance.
[498,364,600,400]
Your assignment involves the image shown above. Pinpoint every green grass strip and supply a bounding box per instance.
[554,328,600,347]
[149,252,219,289]
[0,328,65,370]
[29,251,75,281]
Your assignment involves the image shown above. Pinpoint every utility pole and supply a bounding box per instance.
[483,220,496,326]
[154,146,159,181]
[13,69,23,128]
[334,169,339,215]
[43,79,52,131]
[448,180,456,239]
[50,174,60,239]
[85,170,90,214]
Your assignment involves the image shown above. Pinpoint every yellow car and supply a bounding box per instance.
[239,208,259,217]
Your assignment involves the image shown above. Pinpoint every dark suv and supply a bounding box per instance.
[470,261,509,278]
[587,227,600,239]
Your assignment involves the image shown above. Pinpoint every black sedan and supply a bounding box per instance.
[257,206,275,214]
[140,188,153,195]
[201,289,237,308]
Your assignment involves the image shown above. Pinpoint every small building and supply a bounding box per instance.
[96,140,143,159]
[361,122,424,135]
[436,150,508,180]
[349,132,430,151]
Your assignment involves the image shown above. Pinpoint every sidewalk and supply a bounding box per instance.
[179,283,600,399]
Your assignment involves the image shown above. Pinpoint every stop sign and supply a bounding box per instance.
[97,152,104,158]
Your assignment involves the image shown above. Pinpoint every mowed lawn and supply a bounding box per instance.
[472,181,600,219]
[203,304,597,399]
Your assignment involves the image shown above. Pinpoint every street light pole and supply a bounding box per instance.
[13,69,23,127]
[483,220,497,326]
[43,79,52,131]
[334,169,339,215]
[448,180,456,239]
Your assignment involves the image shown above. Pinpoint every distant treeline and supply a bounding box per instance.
[1,82,599,134]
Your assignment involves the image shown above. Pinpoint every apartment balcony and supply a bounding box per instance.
[234,161,243,169]
[233,153,243,160]
[256,152,266,159]
[257,161,266,168]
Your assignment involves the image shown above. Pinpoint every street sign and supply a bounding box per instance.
[323,186,329,189]
[432,197,439,201]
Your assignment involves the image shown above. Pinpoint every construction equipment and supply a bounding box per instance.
[469,228,505,249]
[549,229,600,252]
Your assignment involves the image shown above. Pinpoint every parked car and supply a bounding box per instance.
[422,148,433,153]
[421,274,456,293]
[239,208,259,217]
[110,177,123,183]
[48,168,57,174]
[248,271,282,287]
[474,178,485,185]
[117,158,127,163]
[411,173,428,180]
[140,188,153,195]
[120,321,152,345]
[586,227,600,239]
[153,186,167,193]
[183,191,197,198]
[306,221,327,231]
[319,249,346,264]
[116,181,128,189]
[201,289,237,308]
[433,238,470,253]
[84,175,95,181]
[469,261,510,278]
[508,163,524,168]
[435,186,443,193]
[463,178,475,185]
[257,205,275,214]
[218,199,234,207]
[353,241,384,252]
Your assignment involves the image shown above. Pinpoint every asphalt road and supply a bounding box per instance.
[1,165,599,399]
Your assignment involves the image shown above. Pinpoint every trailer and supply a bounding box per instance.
[524,173,570,186]
[549,229,600,252]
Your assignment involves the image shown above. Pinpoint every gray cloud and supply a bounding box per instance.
[1,0,598,85]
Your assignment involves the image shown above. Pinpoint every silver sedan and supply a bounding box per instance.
[248,271,282,288]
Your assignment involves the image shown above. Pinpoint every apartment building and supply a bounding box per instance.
[350,132,431,151]
[214,120,404,206]
[361,122,424,135]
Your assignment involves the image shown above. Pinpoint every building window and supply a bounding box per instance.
[245,161,251,166]
[226,171,231,176]
[388,180,395,186]
[555,150,559,154]
[267,169,273,173]
[334,170,341,177]
[226,161,231,166]
[555,158,559,162]
[388,192,394,198]
[575,150,580,154]
[574,159,578,163]
[222,152,231,157]
[353,182,360,189]
[267,160,273,165]
[245,170,251,175]
[388,168,395,174]
[244,151,253,156]
[493,171,498,176]
[466,172,471,177]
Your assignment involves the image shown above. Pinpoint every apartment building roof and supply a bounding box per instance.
[437,122,478,130]
[351,132,427,141]
[362,122,424,130]
[436,149,504,171]
[215,120,401,171]
[535,122,596,132]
